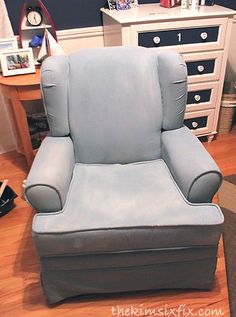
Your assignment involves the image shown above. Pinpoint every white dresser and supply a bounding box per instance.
[101,4,235,141]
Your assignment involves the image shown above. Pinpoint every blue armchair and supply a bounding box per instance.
[25,47,223,304]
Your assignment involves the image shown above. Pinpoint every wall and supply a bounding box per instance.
[226,20,236,83]
[4,1,236,56]
[5,0,159,35]
[4,0,236,59]
[4,1,236,34]
[217,0,236,82]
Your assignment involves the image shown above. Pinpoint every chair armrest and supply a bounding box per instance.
[162,127,222,203]
[25,137,75,212]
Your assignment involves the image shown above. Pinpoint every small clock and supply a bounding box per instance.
[26,7,43,26]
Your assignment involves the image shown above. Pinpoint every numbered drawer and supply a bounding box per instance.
[186,82,218,112]
[131,18,227,53]
[184,51,223,83]
[184,109,214,136]
[138,26,219,48]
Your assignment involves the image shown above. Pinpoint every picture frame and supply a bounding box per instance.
[130,0,138,7]
[0,37,18,72]
[116,0,131,10]
[107,0,116,10]
[0,48,36,77]
[107,0,137,10]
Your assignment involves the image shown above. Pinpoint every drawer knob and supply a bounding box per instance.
[200,32,208,40]
[197,65,205,73]
[153,36,161,45]
[192,121,199,129]
[194,94,201,102]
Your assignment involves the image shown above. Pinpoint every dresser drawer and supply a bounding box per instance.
[187,60,215,76]
[138,26,219,47]
[184,51,222,83]
[186,82,218,112]
[131,18,227,53]
[184,109,214,136]
[188,89,211,104]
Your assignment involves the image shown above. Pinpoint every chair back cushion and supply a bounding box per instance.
[41,47,187,164]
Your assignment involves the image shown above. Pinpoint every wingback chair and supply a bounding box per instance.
[25,47,223,304]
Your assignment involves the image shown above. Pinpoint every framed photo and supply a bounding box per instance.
[116,0,131,10]
[130,0,138,7]
[0,48,35,77]
[107,0,116,10]
[0,37,18,72]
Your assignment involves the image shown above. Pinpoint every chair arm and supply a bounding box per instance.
[162,127,222,203]
[25,137,75,212]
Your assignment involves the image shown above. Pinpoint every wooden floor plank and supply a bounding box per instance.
[1,128,235,316]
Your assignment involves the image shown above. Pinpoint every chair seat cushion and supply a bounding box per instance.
[33,159,223,256]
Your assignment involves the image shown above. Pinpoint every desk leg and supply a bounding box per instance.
[10,88,34,167]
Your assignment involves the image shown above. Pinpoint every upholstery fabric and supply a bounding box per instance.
[41,47,188,164]
[162,126,222,203]
[68,47,163,163]
[41,256,217,304]
[157,52,187,130]
[25,47,224,304]
[25,137,74,212]
[33,159,223,257]
[41,56,70,136]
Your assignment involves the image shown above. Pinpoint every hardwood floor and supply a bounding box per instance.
[1,128,236,317]
[204,127,236,177]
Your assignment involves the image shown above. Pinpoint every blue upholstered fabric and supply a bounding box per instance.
[157,52,187,130]
[33,159,223,257]
[68,47,163,163]
[41,56,70,136]
[40,47,187,164]
[25,47,224,303]
[162,127,222,203]
[25,137,74,212]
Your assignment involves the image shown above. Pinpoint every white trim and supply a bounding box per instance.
[16,26,105,46]
[56,26,104,53]
[57,26,104,41]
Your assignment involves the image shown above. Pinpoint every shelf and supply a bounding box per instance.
[19,1,57,65]
[21,24,52,30]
